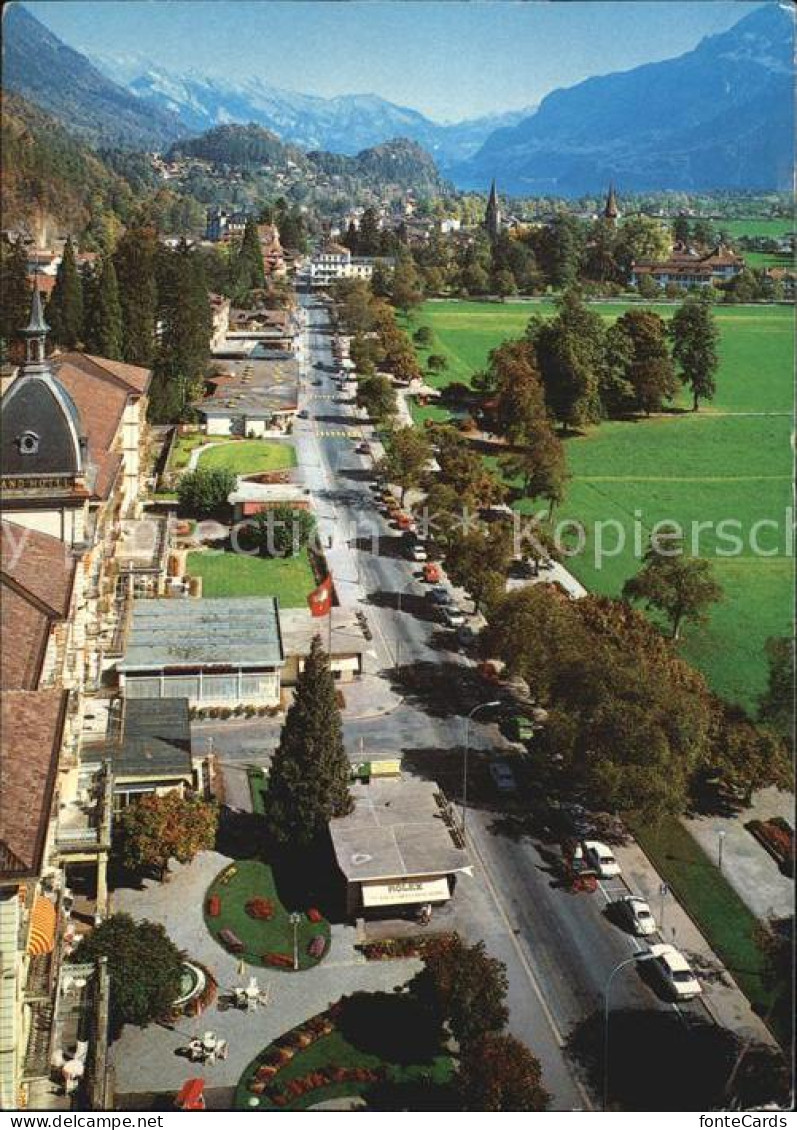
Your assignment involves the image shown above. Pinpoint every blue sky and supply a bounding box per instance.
[23,1,765,121]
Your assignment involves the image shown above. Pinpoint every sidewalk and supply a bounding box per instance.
[683,787,793,921]
[614,838,778,1047]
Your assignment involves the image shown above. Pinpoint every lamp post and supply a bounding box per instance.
[289,913,301,971]
[603,955,639,1111]
[460,700,501,837]
[718,829,726,872]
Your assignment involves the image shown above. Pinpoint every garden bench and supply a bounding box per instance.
[218,928,244,953]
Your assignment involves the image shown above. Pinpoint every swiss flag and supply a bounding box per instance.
[307,575,333,618]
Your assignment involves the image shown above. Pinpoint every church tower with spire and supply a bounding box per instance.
[603,183,620,225]
[485,179,501,241]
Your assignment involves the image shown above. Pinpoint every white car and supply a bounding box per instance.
[643,944,702,1000]
[489,761,517,792]
[409,543,428,562]
[440,605,466,628]
[615,895,657,936]
[583,840,621,878]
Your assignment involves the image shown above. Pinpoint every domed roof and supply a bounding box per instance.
[1,371,84,478]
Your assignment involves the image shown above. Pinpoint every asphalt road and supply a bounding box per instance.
[203,284,695,1110]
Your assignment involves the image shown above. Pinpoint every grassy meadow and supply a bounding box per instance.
[408,300,794,709]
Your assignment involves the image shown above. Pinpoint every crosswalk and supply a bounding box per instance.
[315,428,351,437]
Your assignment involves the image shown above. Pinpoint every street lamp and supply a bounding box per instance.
[718,829,726,871]
[461,700,501,836]
[289,913,301,971]
[603,955,639,1111]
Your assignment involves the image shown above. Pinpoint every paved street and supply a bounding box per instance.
[130,284,779,1112]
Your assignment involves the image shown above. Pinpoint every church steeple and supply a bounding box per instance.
[21,274,50,368]
[485,178,501,241]
[603,183,619,224]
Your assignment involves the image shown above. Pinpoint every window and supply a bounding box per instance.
[17,430,40,456]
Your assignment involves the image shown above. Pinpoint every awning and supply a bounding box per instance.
[361,877,451,908]
[27,896,56,957]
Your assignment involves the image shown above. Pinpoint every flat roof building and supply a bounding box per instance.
[329,779,472,918]
[118,597,284,707]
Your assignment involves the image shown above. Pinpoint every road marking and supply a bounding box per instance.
[465,818,594,1110]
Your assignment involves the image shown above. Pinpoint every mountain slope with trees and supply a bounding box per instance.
[3,3,186,149]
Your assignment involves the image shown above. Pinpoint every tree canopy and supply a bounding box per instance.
[73,913,183,1038]
[622,546,723,640]
[115,791,218,880]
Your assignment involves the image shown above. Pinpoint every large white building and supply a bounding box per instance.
[308,244,390,288]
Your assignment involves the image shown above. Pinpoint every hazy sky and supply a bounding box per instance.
[23,0,765,121]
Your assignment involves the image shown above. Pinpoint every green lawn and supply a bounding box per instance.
[236,1002,453,1111]
[188,548,316,606]
[197,440,296,474]
[719,218,793,241]
[204,859,330,971]
[632,816,783,1042]
[248,766,268,816]
[169,432,231,472]
[410,301,794,709]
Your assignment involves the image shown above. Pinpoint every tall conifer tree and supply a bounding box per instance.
[84,257,123,359]
[0,235,31,357]
[47,237,83,349]
[114,226,158,365]
[265,635,353,847]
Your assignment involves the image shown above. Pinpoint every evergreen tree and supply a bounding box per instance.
[83,256,123,359]
[47,237,83,349]
[150,242,212,422]
[357,207,381,256]
[114,226,158,365]
[0,235,31,357]
[265,635,353,848]
[235,216,265,295]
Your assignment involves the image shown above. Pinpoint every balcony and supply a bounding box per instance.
[54,766,112,859]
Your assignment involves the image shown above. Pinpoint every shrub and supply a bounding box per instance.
[246,897,275,920]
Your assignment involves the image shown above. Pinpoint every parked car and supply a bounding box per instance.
[355,443,370,455]
[456,624,476,647]
[615,895,657,936]
[422,562,441,584]
[428,586,453,607]
[440,604,466,628]
[508,714,536,743]
[641,944,702,1000]
[489,760,517,792]
[297,409,309,419]
[583,841,621,878]
[408,543,428,562]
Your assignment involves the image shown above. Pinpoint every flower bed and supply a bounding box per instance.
[246,897,274,920]
[203,859,330,971]
[747,818,794,877]
[357,932,456,962]
[236,1000,452,1111]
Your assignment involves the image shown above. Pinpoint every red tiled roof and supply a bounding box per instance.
[72,353,152,395]
[0,585,50,690]
[0,689,66,878]
[1,520,77,618]
[1,521,76,690]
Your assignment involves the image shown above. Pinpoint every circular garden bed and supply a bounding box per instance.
[234,995,453,1111]
[204,859,330,971]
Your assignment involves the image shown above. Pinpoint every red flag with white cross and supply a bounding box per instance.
[307,575,333,617]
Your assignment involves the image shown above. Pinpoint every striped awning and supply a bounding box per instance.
[27,896,56,957]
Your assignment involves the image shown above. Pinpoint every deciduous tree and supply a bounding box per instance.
[670,294,719,410]
[356,373,398,422]
[73,914,183,1037]
[412,936,509,1048]
[377,426,432,503]
[248,505,317,557]
[177,467,236,518]
[115,792,218,880]
[623,546,723,639]
[458,1033,549,1111]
